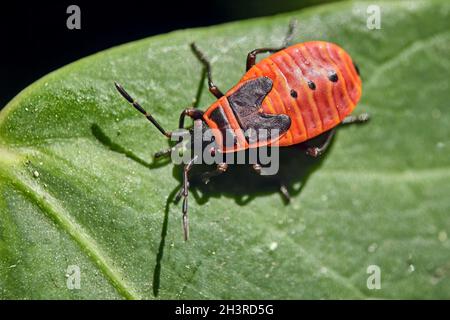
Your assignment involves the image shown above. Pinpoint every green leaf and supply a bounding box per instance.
[1,0,450,299]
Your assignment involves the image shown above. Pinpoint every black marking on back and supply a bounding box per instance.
[227,77,291,143]
[328,71,338,82]
[210,107,237,147]
[307,80,316,90]
[210,107,228,128]
[290,89,298,98]
[228,77,272,117]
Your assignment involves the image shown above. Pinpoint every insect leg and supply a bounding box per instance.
[201,163,228,184]
[190,42,224,99]
[153,108,204,158]
[114,82,172,138]
[279,183,291,204]
[153,147,175,159]
[252,164,291,203]
[246,49,280,71]
[174,185,185,203]
[341,113,370,125]
[305,128,336,158]
[246,19,297,71]
[179,108,204,129]
[281,19,298,47]
[181,156,197,241]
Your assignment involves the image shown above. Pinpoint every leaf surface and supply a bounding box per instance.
[1,0,450,299]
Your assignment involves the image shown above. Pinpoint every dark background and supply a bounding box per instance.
[0,0,337,109]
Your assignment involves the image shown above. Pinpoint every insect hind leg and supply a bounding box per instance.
[341,113,370,125]
[304,113,369,158]
[246,19,298,71]
[305,128,336,158]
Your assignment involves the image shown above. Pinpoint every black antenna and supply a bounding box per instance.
[114,82,171,138]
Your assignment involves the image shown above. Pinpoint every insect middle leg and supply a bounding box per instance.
[252,163,292,203]
[190,42,224,99]
[246,19,297,71]
[201,163,228,184]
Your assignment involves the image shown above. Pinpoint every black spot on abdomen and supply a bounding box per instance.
[307,80,316,90]
[328,71,338,82]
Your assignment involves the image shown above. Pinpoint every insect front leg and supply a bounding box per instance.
[154,147,175,159]
[153,108,204,159]
[201,163,228,184]
[178,108,204,130]
[190,42,224,99]
[246,19,297,71]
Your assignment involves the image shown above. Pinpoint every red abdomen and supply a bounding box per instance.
[203,41,362,152]
[240,41,362,146]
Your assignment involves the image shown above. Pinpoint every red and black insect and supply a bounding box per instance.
[115,21,368,240]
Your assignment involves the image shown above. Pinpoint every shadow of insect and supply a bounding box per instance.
[91,123,334,297]
[92,122,331,206]
[169,136,330,207]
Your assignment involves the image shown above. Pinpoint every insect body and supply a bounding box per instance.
[203,40,362,153]
[115,21,368,240]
